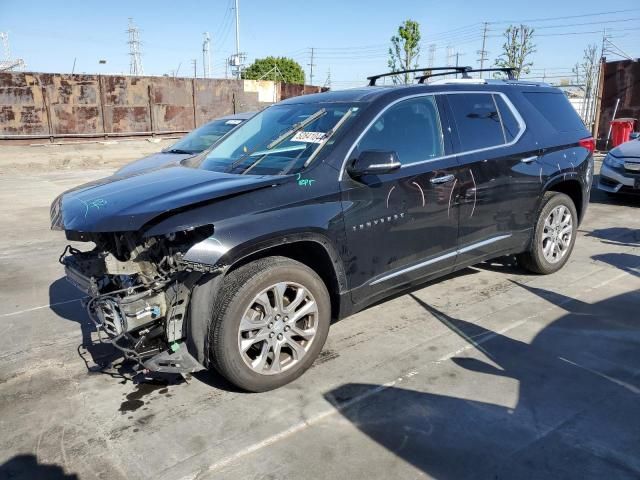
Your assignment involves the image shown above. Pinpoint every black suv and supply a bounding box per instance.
[51,68,594,391]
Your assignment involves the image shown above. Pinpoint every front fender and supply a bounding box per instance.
[182,202,348,290]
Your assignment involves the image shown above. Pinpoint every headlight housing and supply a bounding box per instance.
[603,153,624,168]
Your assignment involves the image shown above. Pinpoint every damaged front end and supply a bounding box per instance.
[60,226,216,374]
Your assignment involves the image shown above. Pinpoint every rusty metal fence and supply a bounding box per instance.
[597,60,640,147]
[0,72,324,141]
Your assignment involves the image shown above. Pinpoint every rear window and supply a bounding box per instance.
[522,92,586,133]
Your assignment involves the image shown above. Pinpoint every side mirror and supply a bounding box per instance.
[630,132,640,141]
[347,150,401,177]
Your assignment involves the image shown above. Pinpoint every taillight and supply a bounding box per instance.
[579,137,595,153]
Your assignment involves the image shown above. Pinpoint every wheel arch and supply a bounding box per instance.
[185,235,347,368]
[543,176,584,223]
[224,237,346,321]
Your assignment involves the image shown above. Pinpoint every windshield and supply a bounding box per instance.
[195,103,359,175]
[167,117,245,154]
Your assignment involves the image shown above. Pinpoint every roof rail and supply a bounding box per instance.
[367,67,469,86]
[415,66,473,83]
[464,68,516,80]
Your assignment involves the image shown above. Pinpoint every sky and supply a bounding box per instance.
[1,0,639,89]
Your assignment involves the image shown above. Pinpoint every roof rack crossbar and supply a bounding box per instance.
[415,66,473,83]
[464,68,516,80]
[367,67,469,86]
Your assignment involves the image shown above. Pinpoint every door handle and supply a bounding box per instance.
[430,174,455,184]
[521,156,538,164]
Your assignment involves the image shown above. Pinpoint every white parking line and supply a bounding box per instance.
[179,267,636,478]
[0,298,84,318]
[181,375,410,479]
[559,357,640,395]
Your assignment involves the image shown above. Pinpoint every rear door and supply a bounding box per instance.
[442,91,542,264]
[340,95,460,304]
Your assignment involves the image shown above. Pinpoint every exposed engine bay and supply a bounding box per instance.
[60,226,215,373]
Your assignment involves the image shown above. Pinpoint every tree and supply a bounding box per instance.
[388,20,422,84]
[573,44,599,126]
[494,25,536,79]
[242,56,305,84]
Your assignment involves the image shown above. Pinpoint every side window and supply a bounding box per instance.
[494,94,520,142]
[447,93,506,151]
[357,96,444,164]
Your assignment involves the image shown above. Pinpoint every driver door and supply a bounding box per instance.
[340,95,461,304]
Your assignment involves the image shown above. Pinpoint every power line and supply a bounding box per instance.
[492,7,640,24]
[530,16,640,30]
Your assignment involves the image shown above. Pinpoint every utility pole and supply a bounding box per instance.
[127,18,144,76]
[477,22,489,78]
[202,32,211,78]
[308,47,316,85]
[192,59,197,78]
[234,0,241,79]
[592,29,608,139]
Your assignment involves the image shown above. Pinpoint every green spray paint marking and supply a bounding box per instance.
[296,173,315,187]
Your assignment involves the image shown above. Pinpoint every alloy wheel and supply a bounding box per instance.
[237,282,319,375]
[541,205,573,264]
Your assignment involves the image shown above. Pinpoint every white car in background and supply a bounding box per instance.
[599,133,640,195]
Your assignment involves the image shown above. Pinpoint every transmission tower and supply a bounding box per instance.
[0,32,26,72]
[127,18,144,76]
[446,45,455,67]
[427,44,436,68]
[202,32,211,78]
[323,68,331,89]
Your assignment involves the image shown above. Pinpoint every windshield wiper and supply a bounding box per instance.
[279,107,356,175]
[165,148,195,154]
[226,108,327,174]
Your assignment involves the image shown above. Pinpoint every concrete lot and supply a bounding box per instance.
[0,158,639,480]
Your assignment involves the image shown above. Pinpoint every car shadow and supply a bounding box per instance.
[586,227,640,248]
[48,277,122,371]
[324,281,640,478]
[475,254,537,276]
[0,454,79,480]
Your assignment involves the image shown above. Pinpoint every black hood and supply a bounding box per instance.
[51,165,279,233]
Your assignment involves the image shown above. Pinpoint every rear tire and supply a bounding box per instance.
[517,192,578,274]
[204,256,331,392]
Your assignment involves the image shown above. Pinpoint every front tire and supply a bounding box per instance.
[205,256,331,392]
[518,192,578,274]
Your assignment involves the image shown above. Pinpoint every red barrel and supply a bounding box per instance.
[610,118,637,148]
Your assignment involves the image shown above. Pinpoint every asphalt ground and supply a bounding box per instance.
[0,160,639,480]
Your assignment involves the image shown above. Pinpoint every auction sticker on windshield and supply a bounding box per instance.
[291,131,327,143]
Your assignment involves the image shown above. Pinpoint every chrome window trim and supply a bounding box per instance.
[338,91,527,181]
[368,234,512,286]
